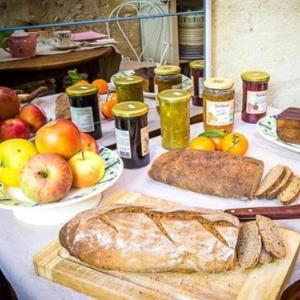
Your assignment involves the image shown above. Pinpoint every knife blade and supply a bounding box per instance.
[224,204,300,221]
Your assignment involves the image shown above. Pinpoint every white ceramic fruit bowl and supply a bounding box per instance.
[0,147,123,225]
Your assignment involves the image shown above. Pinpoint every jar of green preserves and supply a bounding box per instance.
[114,75,144,103]
[154,65,182,113]
[158,89,191,149]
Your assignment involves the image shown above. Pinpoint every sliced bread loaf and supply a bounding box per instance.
[266,166,293,199]
[255,165,286,198]
[277,176,300,205]
[259,246,273,264]
[256,215,286,259]
[237,221,261,269]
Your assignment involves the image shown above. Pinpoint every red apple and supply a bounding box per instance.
[0,87,20,120]
[68,151,105,188]
[20,153,73,203]
[0,118,30,140]
[80,132,98,153]
[18,104,47,132]
[35,119,81,159]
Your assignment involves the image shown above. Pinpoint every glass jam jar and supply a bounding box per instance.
[154,65,182,113]
[158,89,191,149]
[190,60,205,106]
[112,101,150,169]
[114,75,144,103]
[241,71,270,123]
[66,84,102,139]
[203,77,235,133]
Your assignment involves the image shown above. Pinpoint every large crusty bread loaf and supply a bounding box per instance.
[59,204,239,273]
[148,149,264,200]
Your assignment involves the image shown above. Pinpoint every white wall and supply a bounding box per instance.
[212,0,300,111]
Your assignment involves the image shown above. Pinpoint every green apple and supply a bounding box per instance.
[68,151,105,188]
[0,139,37,187]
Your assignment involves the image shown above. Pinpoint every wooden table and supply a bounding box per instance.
[0,47,120,92]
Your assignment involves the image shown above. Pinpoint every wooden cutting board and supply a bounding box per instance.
[33,191,300,300]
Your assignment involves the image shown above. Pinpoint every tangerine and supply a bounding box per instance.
[92,79,108,94]
[189,136,215,151]
[220,132,248,156]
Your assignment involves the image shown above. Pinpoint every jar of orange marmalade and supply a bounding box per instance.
[203,77,235,133]
[241,71,270,123]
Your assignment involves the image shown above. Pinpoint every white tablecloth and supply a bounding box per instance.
[1,107,300,300]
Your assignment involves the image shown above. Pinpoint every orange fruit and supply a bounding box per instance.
[189,136,215,151]
[75,80,89,85]
[209,136,223,151]
[220,132,248,156]
[101,96,117,119]
[92,79,108,94]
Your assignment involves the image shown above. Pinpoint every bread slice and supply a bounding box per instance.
[237,221,261,269]
[259,246,273,264]
[256,215,286,259]
[266,166,293,199]
[255,165,286,198]
[277,176,300,205]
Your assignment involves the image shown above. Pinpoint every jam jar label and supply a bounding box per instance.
[246,90,267,114]
[70,106,95,132]
[115,129,131,159]
[206,100,234,126]
[141,126,149,157]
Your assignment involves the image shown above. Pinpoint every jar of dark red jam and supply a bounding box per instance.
[112,102,150,169]
[190,60,204,106]
[241,71,270,123]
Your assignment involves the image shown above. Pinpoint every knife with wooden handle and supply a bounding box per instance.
[224,205,300,220]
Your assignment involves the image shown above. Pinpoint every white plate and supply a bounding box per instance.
[111,69,192,99]
[257,115,300,154]
[0,147,123,224]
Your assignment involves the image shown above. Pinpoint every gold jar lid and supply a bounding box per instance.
[189,60,204,70]
[204,77,234,90]
[66,84,98,96]
[112,101,149,118]
[154,65,181,75]
[158,89,191,103]
[114,75,144,86]
[241,71,270,83]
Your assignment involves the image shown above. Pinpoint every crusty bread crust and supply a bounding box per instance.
[148,150,264,200]
[59,204,239,273]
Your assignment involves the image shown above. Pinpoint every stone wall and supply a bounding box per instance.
[212,0,300,110]
[0,0,141,60]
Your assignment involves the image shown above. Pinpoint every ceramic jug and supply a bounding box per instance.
[3,30,38,58]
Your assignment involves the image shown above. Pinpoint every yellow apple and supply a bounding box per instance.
[68,151,105,188]
[0,139,37,186]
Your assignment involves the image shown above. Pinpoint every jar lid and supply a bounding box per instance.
[66,84,98,96]
[112,101,149,118]
[241,71,270,83]
[189,60,204,70]
[154,65,181,75]
[114,75,144,86]
[204,77,234,90]
[158,89,191,103]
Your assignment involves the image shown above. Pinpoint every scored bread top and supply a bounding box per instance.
[59,204,239,273]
